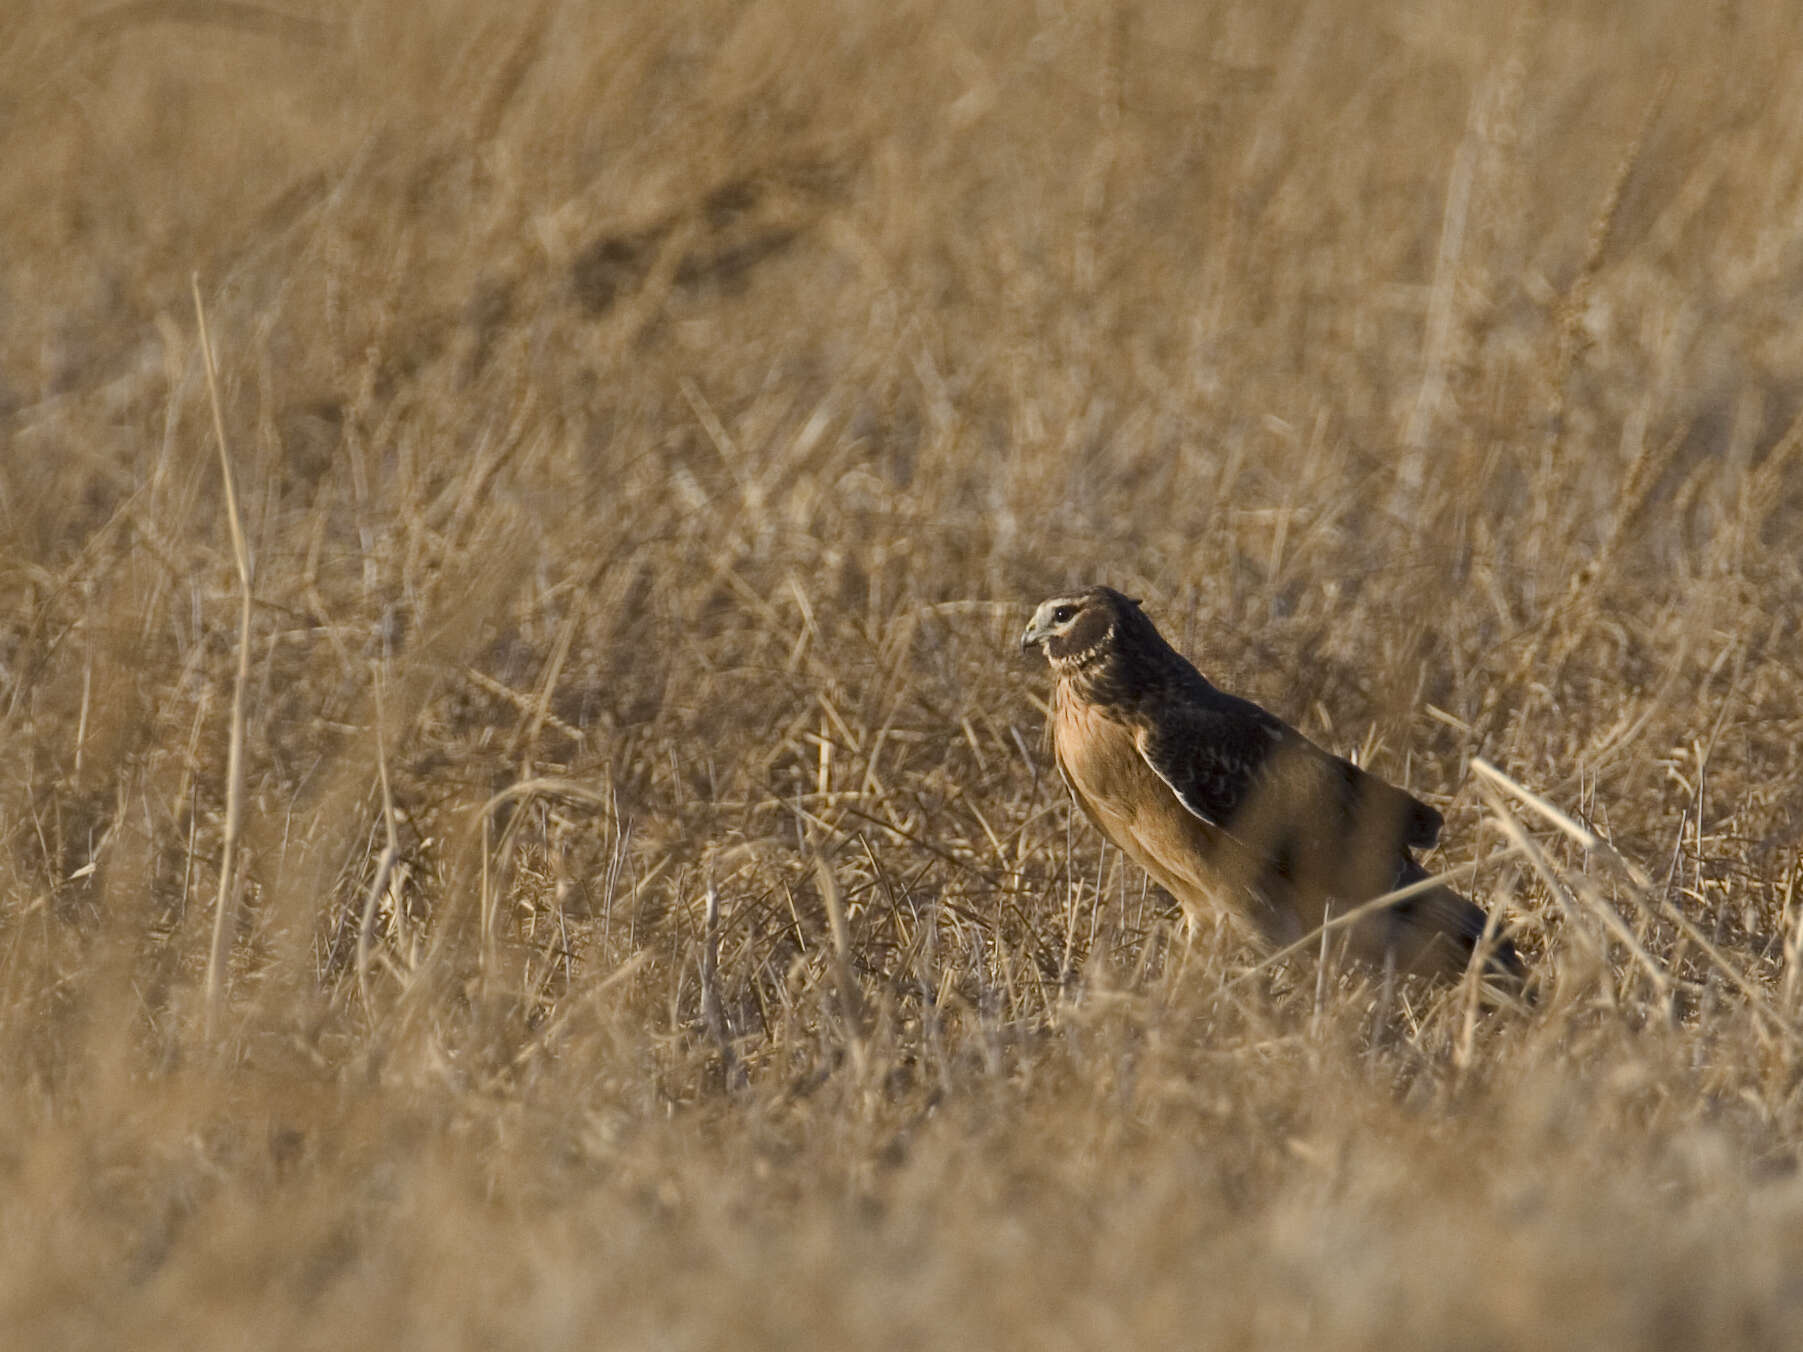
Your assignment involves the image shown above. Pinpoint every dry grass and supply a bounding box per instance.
[4,1,1803,1345]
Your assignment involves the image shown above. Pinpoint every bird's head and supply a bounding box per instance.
[1020,586,1143,669]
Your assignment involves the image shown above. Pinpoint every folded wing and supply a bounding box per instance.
[1134,693,1443,874]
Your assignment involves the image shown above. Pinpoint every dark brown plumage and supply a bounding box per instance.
[1021,585,1522,982]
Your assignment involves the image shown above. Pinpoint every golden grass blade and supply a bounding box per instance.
[355,670,402,1017]
[1469,758,1599,851]
[192,274,253,1041]
[816,857,868,1082]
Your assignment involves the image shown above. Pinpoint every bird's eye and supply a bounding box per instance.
[1052,605,1076,624]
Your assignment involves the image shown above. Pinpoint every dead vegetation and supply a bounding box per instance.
[4,0,1803,1346]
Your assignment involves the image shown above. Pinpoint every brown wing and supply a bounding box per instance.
[1135,691,1443,871]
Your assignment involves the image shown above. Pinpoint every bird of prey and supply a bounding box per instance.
[1021,585,1521,981]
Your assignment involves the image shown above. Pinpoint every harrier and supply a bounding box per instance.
[1022,586,1522,981]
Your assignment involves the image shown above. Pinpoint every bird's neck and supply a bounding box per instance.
[1056,630,1208,714]
[1056,648,1142,712]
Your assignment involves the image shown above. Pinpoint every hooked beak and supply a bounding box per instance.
[1020,619,1049,654]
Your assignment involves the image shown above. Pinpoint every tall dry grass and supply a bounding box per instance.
[4,0,1803,1345]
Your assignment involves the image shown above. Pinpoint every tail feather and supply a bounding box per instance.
[1363,859,1525,983]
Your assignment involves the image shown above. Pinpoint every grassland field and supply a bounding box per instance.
[5,1,1803,1346]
